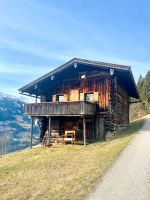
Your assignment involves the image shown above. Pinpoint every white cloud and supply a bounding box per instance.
[0,63,52,76]
[0,37,72,61]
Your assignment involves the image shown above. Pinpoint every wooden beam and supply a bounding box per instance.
[48,117,51,146]
[30,117,34,148]
[19,92,40,99]
[92,117,95,142]
[83,116,86,146]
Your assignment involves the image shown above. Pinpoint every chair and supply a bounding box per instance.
[62,130,77,145]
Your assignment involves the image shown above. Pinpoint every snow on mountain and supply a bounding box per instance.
[0,91,39,153]
[0,91,24,121]
[0,91,18,100]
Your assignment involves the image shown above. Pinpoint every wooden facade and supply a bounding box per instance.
[19,58,140,145]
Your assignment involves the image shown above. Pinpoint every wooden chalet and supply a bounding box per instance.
[19,58,140,146]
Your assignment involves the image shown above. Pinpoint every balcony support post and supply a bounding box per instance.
[92,117,95,142]
[48,117,51,146]
[30,117,34,148]
[83,116,86,146]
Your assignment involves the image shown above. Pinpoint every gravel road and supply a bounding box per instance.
[87,116,150,200]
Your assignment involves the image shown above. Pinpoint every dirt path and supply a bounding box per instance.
[87,116,150,200]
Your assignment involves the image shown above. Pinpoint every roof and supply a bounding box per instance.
[19,58,140,99]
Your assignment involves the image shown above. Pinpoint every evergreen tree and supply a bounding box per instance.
[137,74,144,100]
[137,74,144,91]
[142,71,150,102]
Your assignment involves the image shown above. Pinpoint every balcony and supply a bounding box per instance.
[25,101,96,116]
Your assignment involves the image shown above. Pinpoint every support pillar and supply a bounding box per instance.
[92,117,95,142]
[83,116,86,146]
[48,117,51,146]
[30,117,34,148]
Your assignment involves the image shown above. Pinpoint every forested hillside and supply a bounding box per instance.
[0,92,39,154]
[130,71,150,121]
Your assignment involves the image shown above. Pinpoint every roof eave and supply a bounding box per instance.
[19,58,132,93]
[129,69,141,100]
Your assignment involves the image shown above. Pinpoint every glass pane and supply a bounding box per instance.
[85,93,93,102]
[59,95,64,102]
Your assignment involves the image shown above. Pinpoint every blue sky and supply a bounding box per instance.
[0,0,150,96]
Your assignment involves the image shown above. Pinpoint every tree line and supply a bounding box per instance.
[137,71,150,102]
[130,71,150,120]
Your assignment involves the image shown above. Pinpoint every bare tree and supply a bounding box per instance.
[0,130,11,156]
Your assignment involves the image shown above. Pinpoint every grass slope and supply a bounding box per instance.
[130,101,150,121]
[0,119,144,200]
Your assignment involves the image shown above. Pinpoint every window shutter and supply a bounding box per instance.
[64,94,68,101]
[52,95,56,103]
[94,92,99,101]
[80,93,84,101]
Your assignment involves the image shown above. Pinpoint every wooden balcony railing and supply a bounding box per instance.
[25,101,96,116]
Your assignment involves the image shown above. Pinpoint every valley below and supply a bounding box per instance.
[0,91,39,154]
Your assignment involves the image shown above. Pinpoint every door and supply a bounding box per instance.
[69,89,79,101]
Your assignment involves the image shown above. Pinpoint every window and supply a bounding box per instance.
[85,93,93,102]
[56,95,64,102]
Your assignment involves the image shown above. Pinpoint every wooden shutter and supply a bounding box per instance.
[80,93,84,101]
[64,94,68,102]
[94,92,99,101]
[52,95,56,103]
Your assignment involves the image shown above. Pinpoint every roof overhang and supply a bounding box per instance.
[19,58,140,100]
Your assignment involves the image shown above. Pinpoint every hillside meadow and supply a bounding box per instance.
[0,119,144,200]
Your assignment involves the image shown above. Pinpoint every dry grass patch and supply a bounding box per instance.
[0,119,144,200]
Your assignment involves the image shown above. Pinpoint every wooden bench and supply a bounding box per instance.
[62,130,77,145]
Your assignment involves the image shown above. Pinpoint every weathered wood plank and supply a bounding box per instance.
[25,101,96,116]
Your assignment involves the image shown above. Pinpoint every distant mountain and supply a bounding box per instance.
[0,91,39,154]
[0,91,26,121]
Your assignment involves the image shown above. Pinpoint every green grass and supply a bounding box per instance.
[0,119,145,200]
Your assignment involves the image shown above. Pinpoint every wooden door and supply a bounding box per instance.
[69,89,79,101]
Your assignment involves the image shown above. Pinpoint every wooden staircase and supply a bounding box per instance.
[42,135,63,147]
